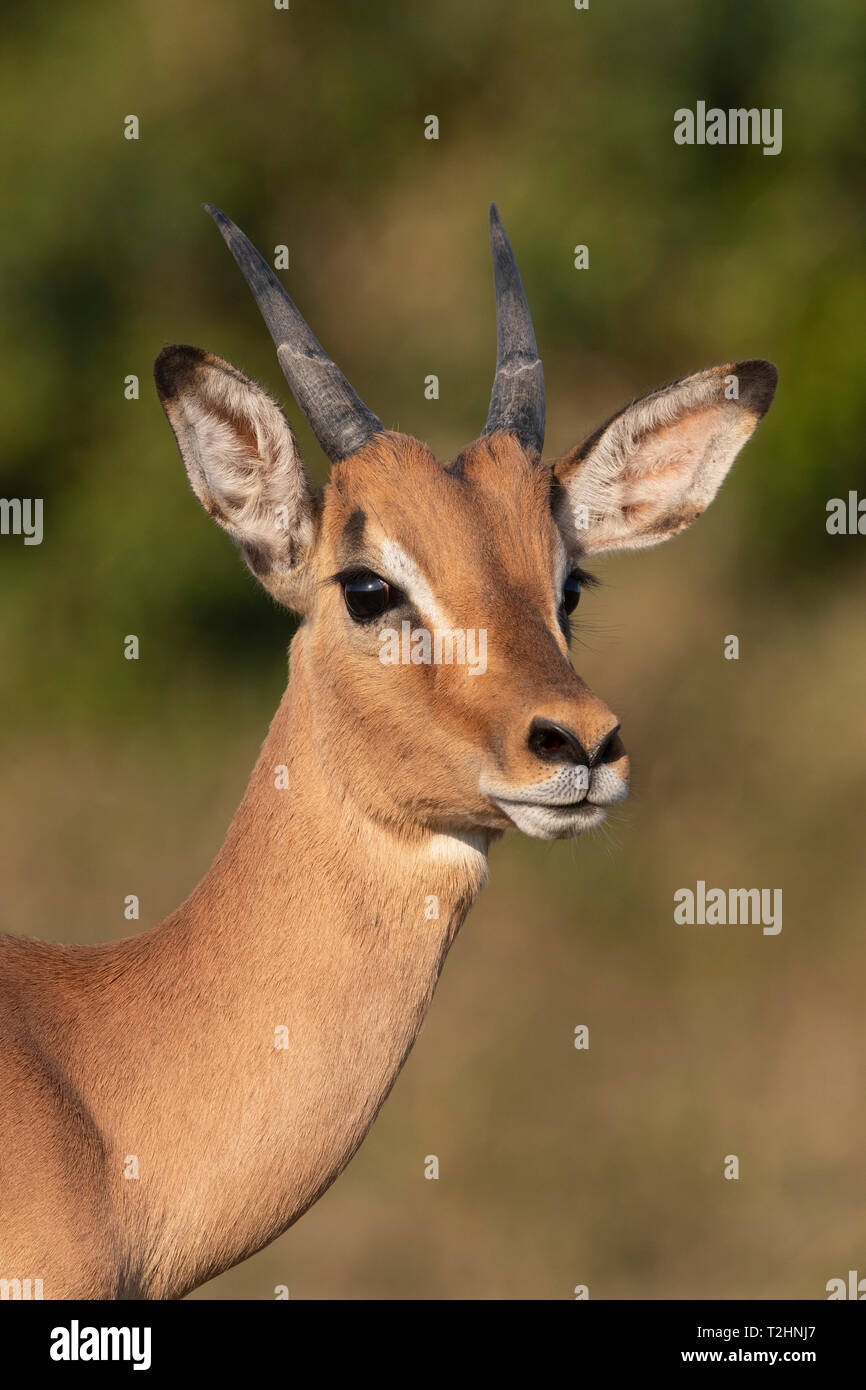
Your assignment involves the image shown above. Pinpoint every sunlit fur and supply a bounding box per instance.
[0,345,775,1297]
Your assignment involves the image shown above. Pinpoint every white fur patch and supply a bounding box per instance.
[480,763,628,840]
[426,830,490,876]
[554,532,569,609]
[379,539,453,631]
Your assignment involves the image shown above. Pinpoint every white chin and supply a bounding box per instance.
[495,800,608,840]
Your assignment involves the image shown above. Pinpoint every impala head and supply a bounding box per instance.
[155,204,776,842]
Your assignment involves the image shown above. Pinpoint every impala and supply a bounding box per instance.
[0,204,776,1299]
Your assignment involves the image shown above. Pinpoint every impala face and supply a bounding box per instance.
[156,205,776,841]
[309,429,627,841]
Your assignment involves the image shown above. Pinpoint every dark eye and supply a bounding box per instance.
[342,572,393,622]
[561,574,582,615]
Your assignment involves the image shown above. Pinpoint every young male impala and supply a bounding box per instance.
[0,204,776,1299]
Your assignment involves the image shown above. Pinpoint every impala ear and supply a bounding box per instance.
[552,360,777,557]
[155,345,320,609]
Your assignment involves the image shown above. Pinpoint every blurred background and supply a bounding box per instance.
[1,0,865,1298]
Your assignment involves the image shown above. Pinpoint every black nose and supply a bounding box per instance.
[527,718,622,768]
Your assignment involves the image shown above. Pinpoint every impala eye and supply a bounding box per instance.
[342,572,394,621]
[561,574,582,615]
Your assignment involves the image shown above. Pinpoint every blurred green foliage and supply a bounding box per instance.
[2,0,866,1302]
[1,0,865,722]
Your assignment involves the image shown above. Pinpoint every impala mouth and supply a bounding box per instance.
[480,765,628,840]
[483,792,609,840]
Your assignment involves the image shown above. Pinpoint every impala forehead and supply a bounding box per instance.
[324,434,567,619]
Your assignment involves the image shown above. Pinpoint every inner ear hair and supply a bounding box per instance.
[155,344,319,605]
[552,359,777,556]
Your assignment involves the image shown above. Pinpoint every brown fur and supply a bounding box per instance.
[0,339,775,1298]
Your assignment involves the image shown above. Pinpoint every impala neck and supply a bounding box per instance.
[106,626,489,1297]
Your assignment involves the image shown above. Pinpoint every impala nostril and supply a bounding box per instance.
[527,718,589,766]
[591,725,624,767]
[538,729,567,756]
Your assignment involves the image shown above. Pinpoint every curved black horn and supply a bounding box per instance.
[483,204,545,454]
[204,204,384,464]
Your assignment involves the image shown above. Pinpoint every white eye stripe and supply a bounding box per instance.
[373,536,570,631]
[379,539,453,630]
[554,533,569,607]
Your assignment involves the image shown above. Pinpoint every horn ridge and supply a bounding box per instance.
[203,203,384,463]
[483,203,545,454]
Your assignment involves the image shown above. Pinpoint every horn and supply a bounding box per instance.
[483,204,545,454]
[204,204,384,464]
